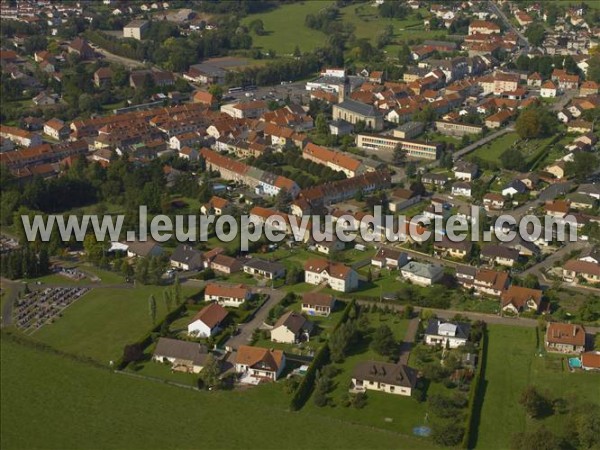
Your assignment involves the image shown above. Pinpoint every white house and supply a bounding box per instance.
[235,345,286,382]
[187,303,228,337]
[371,247,408,269]
[204,283,251,308]
[301,293,336,317]
[152,337,210,374]
[400,261,443,286]
[304,258,359,292]
[270,311,313,344]
[541,80,557,98]
[351,361,417,396]
[451,181,472,198]
[424,319,470,348]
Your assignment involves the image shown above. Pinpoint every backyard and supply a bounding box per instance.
[301,312,429,436]
[476,324,600,450]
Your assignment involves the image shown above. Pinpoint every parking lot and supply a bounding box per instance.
[224,81,311,106]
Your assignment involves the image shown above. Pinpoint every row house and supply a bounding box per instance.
[297,170,391,209]
[302,142,366,178]
[0,125,42,147]
[200,148,300,198]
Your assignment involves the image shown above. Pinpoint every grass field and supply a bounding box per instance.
[476,325,600,450]
[241,1,334,54]
[31,284,198,364]
[301,313,431,437]
[1,336,432,450]
[468,133,520,164]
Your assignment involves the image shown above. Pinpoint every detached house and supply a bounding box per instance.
[483,193,505,211]
[243,259,286,280]
[562,259,600,284]
[200,196,230,216]
[501,286,543,314]
[400,261,443,286]
[270,311,313,344]
[424,319,470,348]
[210,254,243,275]
[473,269,509,297]
[304,258,359,292]
[545,322,586,354]
[371,247,408,269]
[204,283,251,308]
[170,244,204,271]
[540,80,557,98]
[453,162,478,181]
[187,302,229,337]
[351,361,417,396]
[235,345,286,382]
[451,181,472,198]
[481,244,520,267]
[301,293,336,317]
[433,237,472,260]
[152,338,210,373]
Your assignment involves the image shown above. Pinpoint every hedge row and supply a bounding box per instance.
[1,330,110,371]
[462,330,489,449]
[289,300,356,411]
[289,344,330,411]
[115,302,187,370]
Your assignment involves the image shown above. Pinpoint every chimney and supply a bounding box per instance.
[338,81,346,104]
[573,327,576,337]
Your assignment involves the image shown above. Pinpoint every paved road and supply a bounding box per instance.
[93,46,145,70]
[452,126,515,161]
[224,286,286,351]
[522,241,585,278]
[489,0,529,50]
[356,299,600,334]
[0,278,22,327]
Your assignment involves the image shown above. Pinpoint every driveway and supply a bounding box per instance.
[224,286,286,351]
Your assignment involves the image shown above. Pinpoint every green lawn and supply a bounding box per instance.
[476,325,600,450]
[339,4,445,46]
[241,1,334,54]
[29,263,126,286]
[31,285,198,364]
[469,133,557,167]
[301,313,431,436]
[469,133,520,164]
[1,337,431,449]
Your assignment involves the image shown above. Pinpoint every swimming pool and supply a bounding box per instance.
[568,357,582,369]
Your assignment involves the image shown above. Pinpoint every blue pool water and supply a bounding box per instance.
[568,357,582,368]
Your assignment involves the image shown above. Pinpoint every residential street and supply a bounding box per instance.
[356,299,600,335]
